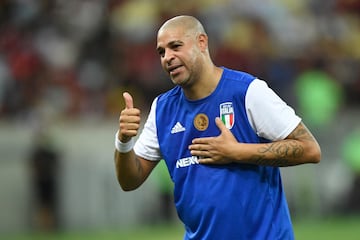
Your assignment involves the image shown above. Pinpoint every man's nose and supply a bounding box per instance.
[164,49,175,63]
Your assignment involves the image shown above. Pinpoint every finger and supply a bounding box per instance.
[120,114,141,124]
[189,142,211,150]
[120,129,138,137]
[191,137,213,144]
[198,157,215,164]
[123,92,134,109]
[215,117,228,132]
[120,122,140,130]
[190,149,210,157]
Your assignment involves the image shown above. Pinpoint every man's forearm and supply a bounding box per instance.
[114,150,144,191]
[236,139,320,167]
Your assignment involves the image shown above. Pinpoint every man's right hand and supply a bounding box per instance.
[118,92,141,143]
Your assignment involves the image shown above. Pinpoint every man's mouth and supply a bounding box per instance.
[168,65,182,75]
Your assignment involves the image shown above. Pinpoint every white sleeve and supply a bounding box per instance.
[245,79,301,141]
[133,98,162,161]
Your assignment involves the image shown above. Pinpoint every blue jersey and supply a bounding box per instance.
[155,68,294,239]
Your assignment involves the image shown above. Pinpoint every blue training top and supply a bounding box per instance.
[155,68,294,240]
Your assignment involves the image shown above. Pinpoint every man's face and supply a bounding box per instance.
[156,27,201,87]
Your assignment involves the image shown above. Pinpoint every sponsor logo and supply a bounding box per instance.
[176,156,199,168]
[219,102,234,129]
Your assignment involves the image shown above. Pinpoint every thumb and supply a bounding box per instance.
[215,117,228,132]
[123,92,134,109]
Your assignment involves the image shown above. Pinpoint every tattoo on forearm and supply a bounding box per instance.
[248,123,317,166]
[288,123,315,141]
[251,141,304,166]
[260,141,304,158]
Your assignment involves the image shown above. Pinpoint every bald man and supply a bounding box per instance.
[114,15,321,239]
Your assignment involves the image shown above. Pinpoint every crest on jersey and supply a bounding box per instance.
[219,102,234,129]
[194,113,209,131]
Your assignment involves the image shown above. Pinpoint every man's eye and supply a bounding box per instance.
[158,50,165,57]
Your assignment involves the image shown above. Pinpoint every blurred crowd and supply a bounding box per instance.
[0,0,359,122]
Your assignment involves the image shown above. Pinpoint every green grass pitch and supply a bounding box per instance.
[3,215,360,240]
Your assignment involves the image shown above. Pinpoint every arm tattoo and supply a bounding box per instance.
[288,123,315,141]
[249,123,314,167]
[251,141,304,166]
[260,141,304,159]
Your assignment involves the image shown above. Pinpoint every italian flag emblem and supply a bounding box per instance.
[220,102,234,129]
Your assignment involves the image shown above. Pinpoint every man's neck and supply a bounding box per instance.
[183,66,223,100]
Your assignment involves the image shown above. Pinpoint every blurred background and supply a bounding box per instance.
[0,0,360,239]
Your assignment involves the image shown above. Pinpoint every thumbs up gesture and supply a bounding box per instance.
[118,92,141,143]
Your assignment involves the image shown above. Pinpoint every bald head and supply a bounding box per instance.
[158,15,207,38]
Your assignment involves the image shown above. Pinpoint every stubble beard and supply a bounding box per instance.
[170,52,200,88]
[171,68,197,89]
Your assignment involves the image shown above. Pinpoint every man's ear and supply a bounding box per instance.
[197,33,208,52]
